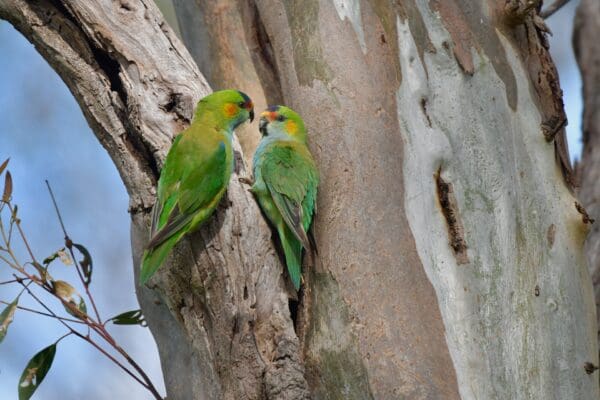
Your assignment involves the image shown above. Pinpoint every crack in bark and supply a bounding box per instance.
[435,168,469,264]
[47,0,128,102]
[420,97,432,127]
[55,1,163,182]
[239,1,284,105]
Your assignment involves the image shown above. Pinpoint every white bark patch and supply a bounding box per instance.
[396,8,598,400]
[331,0,366,53]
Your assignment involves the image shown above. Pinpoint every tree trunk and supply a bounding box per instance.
[575,0,600,343]
[1,0,598,399]
[0,1,307,399]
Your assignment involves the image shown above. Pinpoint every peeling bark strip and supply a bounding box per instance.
[497,0,575,190]
[541,115,567,142]
[0,1,311,399]
[435,169,468,264]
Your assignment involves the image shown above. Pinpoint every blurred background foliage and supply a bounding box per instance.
[0,1,584,398]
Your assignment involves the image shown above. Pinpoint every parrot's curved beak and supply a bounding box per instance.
[259,117,268,136]
[249,109,254,123]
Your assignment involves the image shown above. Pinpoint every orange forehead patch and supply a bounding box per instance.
[223,103,237,117]
[285,120,298,135]
[260,111,277,121]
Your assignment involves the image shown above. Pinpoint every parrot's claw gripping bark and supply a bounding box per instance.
[238,176,254,186]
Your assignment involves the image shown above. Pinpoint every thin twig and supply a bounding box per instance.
[3,189,161,399]
[54,331,73,344]
[0,278,28,285]
[71,327,152,390]
[95,325,163,399]
[45,181,101,322]
[16,278,33,298]
[0,219,20,269]
[15,276,77,331]
[540,0,571,18]
[0,253,21,271]
[0,300,86,324]
[7,215,14,246]
[8,204,38,265]
[14,278,159,398]
[17,277,160,397]
[45,180,67,235]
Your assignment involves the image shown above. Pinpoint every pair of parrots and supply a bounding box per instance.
[140,90,318,290]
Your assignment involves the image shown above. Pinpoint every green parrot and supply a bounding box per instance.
[140,89,254,284]
[251,105,319,290]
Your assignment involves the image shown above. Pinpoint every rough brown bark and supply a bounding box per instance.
[0,1,308,399]
[575,0,600,341]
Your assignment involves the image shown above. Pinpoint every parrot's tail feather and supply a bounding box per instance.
[140,233,181,285]
[280,226,303,291]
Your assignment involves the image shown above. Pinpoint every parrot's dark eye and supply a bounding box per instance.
[238,101,246,108]
[276,115,285,122]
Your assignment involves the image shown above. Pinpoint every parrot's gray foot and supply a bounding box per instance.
[238,176,254,186]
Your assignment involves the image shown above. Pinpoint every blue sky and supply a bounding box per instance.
[545,0,583,159]
[0,20,164,400]
[0,2,584,399]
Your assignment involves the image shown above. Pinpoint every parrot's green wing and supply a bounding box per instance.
[150,133,183,236]
[147,140,227,249]
[141,134,228,284]
[262,143,318,253]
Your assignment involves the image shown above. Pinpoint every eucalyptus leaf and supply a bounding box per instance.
[51,280,87,320]
[0,297,18,343]
[110,309,146,326]
[72,243,93,285]
[57,249,72,266]
[18,344,56,400]
[2,170,12,203]
[42,249,64,266]
[0,158,9,176]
